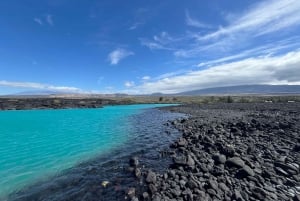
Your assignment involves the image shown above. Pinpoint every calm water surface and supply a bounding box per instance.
[0,104,181,199]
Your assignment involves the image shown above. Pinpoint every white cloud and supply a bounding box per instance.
[141,0,300,60]
[140,38,174,51]
[131,50,300,94]
[197,37,300,67]
[198,0,300,40]
[0,80,83,93]
[124,81,135,87]
[46,14,54,26]
[34,18,43,25]
[34,15,54,26]
[140,32,184,51]
[142,76,151,80]
[185,10,210,28]
[129,8,149,30]
[153,32,173,44]
[129,22,144,30]
[108,48,134,65]
[154,69,189,80]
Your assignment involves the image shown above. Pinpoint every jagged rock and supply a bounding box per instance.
[236,165,255,178]
[234,190,244,201]
[187,154,195,167]
[126,187,136,199]
[135,168,142,178]
[131,196,139,201]
[173,155,187,166]
[212,154,226,164]
[152,194,162,201]
[149,184,157,194]
[142,192,149,200]
[274,162,299,174]
[293,144,300,152]
[274,166,290,176]
[129,157,139,167]
[177,137,188,147]
[146,170,157,183]
[219,183,230,192]
[221,145,235,157]
[226,157,245,168]
[251,187,267,200]
[294,194,300,201]
[187,179,198,189]
[208,179,218,191]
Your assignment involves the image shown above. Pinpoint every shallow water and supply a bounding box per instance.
[0,104,184,200]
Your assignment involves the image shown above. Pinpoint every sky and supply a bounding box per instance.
[1,0,300,95]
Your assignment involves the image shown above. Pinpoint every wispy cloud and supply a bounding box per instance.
[198,0,300,41]
[129,22,144,30]
[140,39,171,50]
[185,10,210,28]
[129,7,149,30]
[153,32,173,44]
[46,14,54,26]
[130,50,300,94]
[154,69,190,80]
[141,0,300,60]
[197,36,300,67]
[124,81,135,87]
[141,76,151,81]
[34,15,54,26]
[108,48,134,65]
[140,31,179,50]
[0,80,83,93]
[34,18,43,25]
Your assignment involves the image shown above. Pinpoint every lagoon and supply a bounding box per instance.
[0,104,180,199]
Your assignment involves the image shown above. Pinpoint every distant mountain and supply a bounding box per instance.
[12,90,75,96]
[177,85,300,95]
[150,92,164,96]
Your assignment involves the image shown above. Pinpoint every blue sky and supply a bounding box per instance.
[1,0,300,94]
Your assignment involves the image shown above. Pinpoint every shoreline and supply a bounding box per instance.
[0,97,183,111]
[129,103,300,201]
[1,95,300,111]
[5,107,185,201]
[0,97,120,110]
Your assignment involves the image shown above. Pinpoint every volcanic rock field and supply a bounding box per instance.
[128,103,300,201]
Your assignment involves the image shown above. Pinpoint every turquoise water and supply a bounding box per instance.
[0,104,174,198]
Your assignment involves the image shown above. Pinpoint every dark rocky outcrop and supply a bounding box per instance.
[0,97,136,110]
[128,103,300,201]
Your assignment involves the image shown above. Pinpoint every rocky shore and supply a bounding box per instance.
[127,103,300,201]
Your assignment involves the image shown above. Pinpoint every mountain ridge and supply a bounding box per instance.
[175,85,300,95]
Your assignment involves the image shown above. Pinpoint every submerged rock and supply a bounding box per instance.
[129,157,139,167]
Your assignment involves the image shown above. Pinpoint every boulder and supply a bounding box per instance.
[126,187,136,199]
[212,154,226,164]
[226,157,245,168]
[129,157,139,167]
[146,170,157,183]
[251,187,267,200]
[236,165,255,178]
